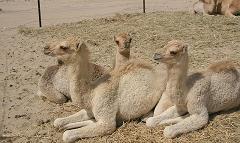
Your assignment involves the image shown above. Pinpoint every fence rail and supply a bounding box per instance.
[37,0,146,27]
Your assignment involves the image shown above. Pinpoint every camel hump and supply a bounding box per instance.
[207,61,238,73]
[111,59,153,77]
[120,59,153,72]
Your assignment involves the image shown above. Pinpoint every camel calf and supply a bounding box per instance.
[193,0,240,17]
[52,36,167,143]
[146,40,240,138]
[37,37,105,104]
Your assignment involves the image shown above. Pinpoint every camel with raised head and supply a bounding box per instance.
[146,40,240,138]
[52,37,167,142]
[37,37,105,104]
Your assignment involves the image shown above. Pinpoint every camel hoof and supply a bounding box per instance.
[54,118,65,128]
[63,130,76,143]
[146,117,157,127]
[163,126,177,139]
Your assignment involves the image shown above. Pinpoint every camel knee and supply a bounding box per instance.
[49,96,68,104]
[224,11,236,17]
[154,92,173,116]
[96,120,117,135]
[146,116,161,127]
[40,91,68,104]
[195,114,208,126]
[54,110,92,128]
[154,102,173,116]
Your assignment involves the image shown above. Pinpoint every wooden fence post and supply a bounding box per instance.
[38,0,42,27]
[143,0,146,13]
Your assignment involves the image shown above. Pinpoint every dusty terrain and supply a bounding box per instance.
[0,0,240,143]
[0,0,194,28]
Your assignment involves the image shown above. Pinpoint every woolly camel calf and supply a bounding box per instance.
[114,33,169,118]
[37,37,105,104]
[114,33,170,119]
[193,0,240,16]
[52,38,167,143]
[146,40,240,138]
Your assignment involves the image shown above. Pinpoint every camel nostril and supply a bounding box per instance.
[44,45,50,50]
[43,47,51,55]
[153,53,162,60]
[43,50,50,55]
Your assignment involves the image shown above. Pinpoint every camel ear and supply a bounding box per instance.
[76,42,87,51]
[183,44,188,53]
[128,33,132,43]
[114,36,120,46]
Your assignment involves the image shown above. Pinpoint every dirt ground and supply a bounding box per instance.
[0,0,240,143]
[0,0,195,28]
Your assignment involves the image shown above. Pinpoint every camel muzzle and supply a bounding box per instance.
[43,45,50,54]
[153,53,162,61]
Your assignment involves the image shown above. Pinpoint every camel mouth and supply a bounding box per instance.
[43,50,51,55]
[119,47,130,53]
[43,50,55,56]
[57,59,64,65]
[124,41,131,49]
[153,53,162,61]
[235,11,240,16]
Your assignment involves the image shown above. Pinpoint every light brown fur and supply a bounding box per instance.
[207,60,237,73]
[52,37,167,142]
[37,37,105,104]
[193,0,240,17]
[147,40,240,138]
[111,59,153,78]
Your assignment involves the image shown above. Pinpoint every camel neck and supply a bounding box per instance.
[114,50,130,70]
[67,57,91,108]
[166,57,188,105]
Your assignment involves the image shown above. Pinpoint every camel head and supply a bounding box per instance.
[114,33,132,57]
[43,38,89,64]
[153,40,188,66]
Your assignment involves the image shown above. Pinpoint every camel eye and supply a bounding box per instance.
[115,40,119,45]
[129,38,132,43]
[170,51,177,55]
[60,46,68,50]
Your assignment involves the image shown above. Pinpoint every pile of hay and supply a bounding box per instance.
[1,12,239,143]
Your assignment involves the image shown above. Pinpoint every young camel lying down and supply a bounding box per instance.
[193,0,240,17]
[37,37,105,104]
[53,38,167,142]
[114,33,170,120]
[146,40,240,138]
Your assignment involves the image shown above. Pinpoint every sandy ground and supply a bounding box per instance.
[0,0,195,28]
[0,0,240,143]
